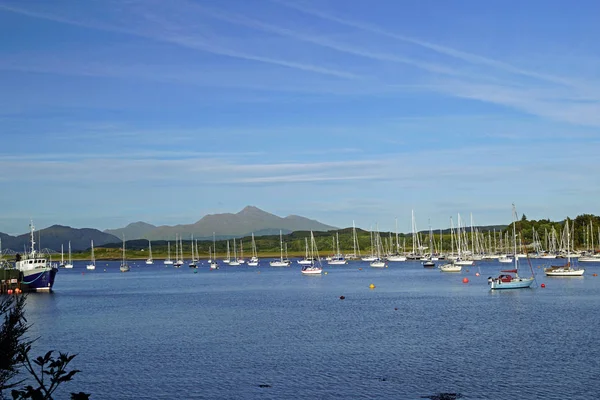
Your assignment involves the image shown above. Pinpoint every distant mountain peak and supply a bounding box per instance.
[238,205,266,214]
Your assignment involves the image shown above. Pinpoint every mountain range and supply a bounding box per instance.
[0,225,119,254]
[0,206,337,252]
[104,206,338,241]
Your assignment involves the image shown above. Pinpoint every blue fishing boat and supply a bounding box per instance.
[14,220,58,292]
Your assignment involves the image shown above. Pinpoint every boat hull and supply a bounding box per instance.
[269,261,290,267]
[370,261,386,268]
[544,268,584,276]
[301,267,322,275]
[387,255,407,262]
[439,264,462,272]
[489,277,534,290]
[20,268,58,292]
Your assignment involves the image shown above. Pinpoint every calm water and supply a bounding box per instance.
[21,259,600,399]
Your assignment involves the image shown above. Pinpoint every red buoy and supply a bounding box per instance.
[541,283,546,288]
[462,277,469,284]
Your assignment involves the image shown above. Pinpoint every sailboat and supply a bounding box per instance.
[488,205,534,289]
[387,218,407,262]
[237,238,246,264]
[301,231,323,275]
[164,242,174,265]
[146,240,154,265]
[248,233,259,266]
[59,244,65,267]
[544,218,584,276]
[454,214,474,266]
[370,227,386,268]
[174,234,183,267]
[120,235,130,272]
[362,227,378,262]
[223,240,231,264]
[422,224,436,268]
[229,238,241,266]
[328,232,348,265]
[270,230,291,266]
[188,235,197,268]
[86,240,96,270]
[64,241,74,269]
[298,237,314,265]
[210,232,219,270]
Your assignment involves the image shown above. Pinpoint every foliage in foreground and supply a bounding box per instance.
[0,295,89,400]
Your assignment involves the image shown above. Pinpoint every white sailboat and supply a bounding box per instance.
[223,240,231,264]
[370,227,386,268]
[270,230,291,267]
[64,241,74,269]
[237,238,246,264]
[328,232,348,265]
[301,231,323,275]
[298,237,314,265]
[120,235,130,272]
[164,242,174,265]
[210,232,219,270]
[175,234,183,267]
[544,218,584,276]
[146,240,154,265]
[229,238,241,266]
[248,233,259,266]
[362,227,378,261]
[188,235,198,268]
[86,240,96,270]
[59,244,65,267]
[387,218,407,262]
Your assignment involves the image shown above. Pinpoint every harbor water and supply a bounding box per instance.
[21,259,600,399]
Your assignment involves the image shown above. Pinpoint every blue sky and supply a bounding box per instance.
[1,0,599,235]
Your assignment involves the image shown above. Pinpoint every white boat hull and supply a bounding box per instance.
[86,265,96,270]
[327,259,347,265]
[270,260,291,267]
[439,263,462,272]
[387,255,407,262]
[370,261,386,268]
[247,261,259,266]
[301,267,322,275]
[544,268,584,276]
[64,264,73,269]
[455,260,474,266]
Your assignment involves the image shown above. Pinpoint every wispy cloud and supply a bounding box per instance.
[0,1,358,79]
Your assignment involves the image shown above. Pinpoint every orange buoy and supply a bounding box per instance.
[462,277,469,284]
[15,288,21,294]
[593,273,598,277]
[541,283,546,288]
[358,268,362,271]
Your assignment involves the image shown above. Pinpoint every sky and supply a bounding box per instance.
[1,0,599,235]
